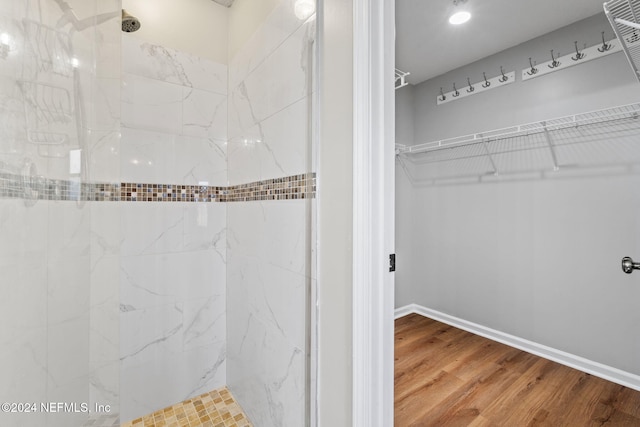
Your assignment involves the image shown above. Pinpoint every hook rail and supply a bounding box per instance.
[436,69,515,106]
[522,37,621,81]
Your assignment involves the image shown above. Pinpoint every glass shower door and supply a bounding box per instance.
[0,0,121,426]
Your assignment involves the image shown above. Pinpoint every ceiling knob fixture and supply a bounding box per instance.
[449,0,471,25]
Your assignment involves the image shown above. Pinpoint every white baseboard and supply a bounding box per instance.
[395,303,640,392]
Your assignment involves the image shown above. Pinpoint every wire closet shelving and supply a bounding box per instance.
[396,103,640,181]
[605,0,640,82]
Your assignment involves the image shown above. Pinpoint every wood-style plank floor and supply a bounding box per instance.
[395,314,640,426]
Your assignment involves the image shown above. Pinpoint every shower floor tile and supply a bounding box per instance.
[121,387,252,427]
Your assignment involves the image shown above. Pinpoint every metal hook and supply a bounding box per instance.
[452,83,460,97]
[466,77,474,93]
[482,72,491,88]
[598,31,612,52]
[548,50,560,69]
[527,57,538,75]
[571,41,585,61]
[439,87,446,102]
[498,66,508,83]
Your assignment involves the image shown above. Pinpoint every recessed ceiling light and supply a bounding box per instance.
[449,11,471,25]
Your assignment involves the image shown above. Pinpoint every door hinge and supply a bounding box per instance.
[389,254,396,272]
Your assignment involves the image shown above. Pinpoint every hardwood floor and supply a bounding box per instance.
[395,314,640,426]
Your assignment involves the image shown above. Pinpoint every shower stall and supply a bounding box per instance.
[0,0,317,425]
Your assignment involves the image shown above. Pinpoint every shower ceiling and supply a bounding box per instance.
[396,0,606,85]
[212,0,235,6]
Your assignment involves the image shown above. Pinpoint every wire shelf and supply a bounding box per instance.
[605,0,640,82]
[397,103,640,182]
[395,68,410,90]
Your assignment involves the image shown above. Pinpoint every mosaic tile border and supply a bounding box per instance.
[0,172,315,203]
[121,387,252,427]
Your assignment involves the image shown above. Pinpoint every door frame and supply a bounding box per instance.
[352,0,395,425]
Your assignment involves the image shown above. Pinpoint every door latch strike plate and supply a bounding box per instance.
[389,254,396,272]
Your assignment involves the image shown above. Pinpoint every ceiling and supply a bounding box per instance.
[211,0,235,7]
[396,0,607,85]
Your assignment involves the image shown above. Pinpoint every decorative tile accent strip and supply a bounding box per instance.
[225,173,316,202]
[120,387,252,427]
[0,172,315,203]
[120,182,227,202]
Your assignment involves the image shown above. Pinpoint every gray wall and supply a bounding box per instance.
[412,13,639,143]
[395,84,415,146]
[395,84,416,309]
[396,12,640,376]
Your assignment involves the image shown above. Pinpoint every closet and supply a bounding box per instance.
[394,0,640,395]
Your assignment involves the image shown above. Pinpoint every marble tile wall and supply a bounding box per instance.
[1,1,317,426]
[0,1,122,426]
[119,36,229,422]
[227,4,315,185]
[226,1,316,425]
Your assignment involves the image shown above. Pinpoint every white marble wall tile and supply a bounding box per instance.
[228,19,314,140]
[0,328,47,427]
[94,9,121,80]
[1,1,120,424]
[120,247,226,421]
[121,250,224,311]
[227,11,315,418]
[183,203,227,254]
[47,201,91,257]
[228,96,309,184]
[0,16,25,81]
[121,131,227,185]
[120,303,184,364]
[120,127,176,184]
[0,255,47,344]
[47,316,90,387]
[46,375,91,427]
[183,345,226,399]
[90,202,121,259]
[120,203,185,256]
[227,314,305,427]
[91,77,121,132]
[90,256,119,364]
[0,2,28,23]
[120,204,229,256]
[174,135,227,186]
[0,200,48,257]
[227,200,308,275]
[228,0,308,88]
[96,36,122,79]
[182,88,227,140]
[123,36,227,95]
[227,255,306,350]
[89,130,120,183]
[183,295,226,351]
[0,74,28,157]
[120,344,226,422]
[47,255,90,325]
[121,74,183,134]
[90,360,119,414]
